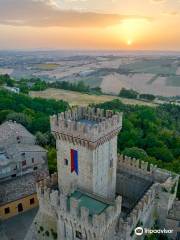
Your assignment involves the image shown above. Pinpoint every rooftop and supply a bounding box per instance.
[0,173,37,206]
[6,144,47,156]
[0,121,35,143]
[68,190,111,217]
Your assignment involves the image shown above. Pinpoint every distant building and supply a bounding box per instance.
[3,86,20,94]
[25,107,179,240]
[0,121,48,220]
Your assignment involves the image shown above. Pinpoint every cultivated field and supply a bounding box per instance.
[29,88,156,107]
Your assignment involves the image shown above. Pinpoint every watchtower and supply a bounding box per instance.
[50,107,122,200]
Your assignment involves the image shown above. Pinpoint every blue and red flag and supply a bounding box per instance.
[71,149,78,175]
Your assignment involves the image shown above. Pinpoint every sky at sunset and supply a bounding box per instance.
[0,0,180,51]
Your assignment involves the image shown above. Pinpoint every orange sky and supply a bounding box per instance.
[0,0,180,50]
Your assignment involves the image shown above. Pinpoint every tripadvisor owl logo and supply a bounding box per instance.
[135,227,144,236]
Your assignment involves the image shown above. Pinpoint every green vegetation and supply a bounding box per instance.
[0,74,14,87]
[0,74,102,95]
[0,89,69,133]
[0,75,179,198]
[0,89,69,171]
[95,99,180,198]
[139,93,156,101]
[119,88,138,99]
[48,147,57,174]
[119,88,156,101]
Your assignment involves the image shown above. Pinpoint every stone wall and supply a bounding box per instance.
[56,135,117,200]
[36,173,122,240]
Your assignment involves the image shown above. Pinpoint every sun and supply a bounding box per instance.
[127,40,133,46]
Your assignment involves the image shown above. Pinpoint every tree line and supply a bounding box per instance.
[0,74,102,95]
[119,88,156,101]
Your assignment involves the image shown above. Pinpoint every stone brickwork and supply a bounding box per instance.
[26,107,179,240]
[52,107,123,200]
[35,174,122,240]
[50,107,122,149]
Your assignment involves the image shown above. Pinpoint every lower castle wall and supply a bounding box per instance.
[57,214,118,240]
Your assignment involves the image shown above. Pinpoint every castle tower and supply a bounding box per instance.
[50,107,122,200]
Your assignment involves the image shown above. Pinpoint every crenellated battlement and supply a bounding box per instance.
[118,182,158,236]
[37,175,122,233]
[65,194,122,232]
[37,172,58,190]
[50,107,122,148]
[117,155,157,181]
[159,174,179,194]
[126,183,157,227]
[117,155,178,183]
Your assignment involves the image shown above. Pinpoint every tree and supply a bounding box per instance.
[48,147,57,174]
[122,147,148,160]
[139,94,155,101]
[147,147,174,162]
[6,112,32,129]
[36,132,49,146]
[119,88,138,99]
[0,110,13,124]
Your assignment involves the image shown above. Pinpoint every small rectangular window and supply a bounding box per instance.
[30,198,35,205]
[22,160,26,166]
[17,136,21,144]
[32,158,34,163]
[110,158,113,168]
[76,231,82,239]
[64,159,68,166]
[4,207,10,214]
[34,166,38,170]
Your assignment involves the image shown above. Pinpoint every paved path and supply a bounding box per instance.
[0,208,38,240]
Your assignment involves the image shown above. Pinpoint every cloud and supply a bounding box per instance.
[0,0,150,28]
[150,0,166,3]
[162,10,179,16]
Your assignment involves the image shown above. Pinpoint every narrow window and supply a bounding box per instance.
[4,207,10,214]
[22,160,26,166]
[110,158,113,168]
[32,158,34,163]
[30,198,35,205]
[17,136,21,144]
[64,159,68,166]
[76,231,82,239]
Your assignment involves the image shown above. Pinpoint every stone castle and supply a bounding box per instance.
[26,107,179,240]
